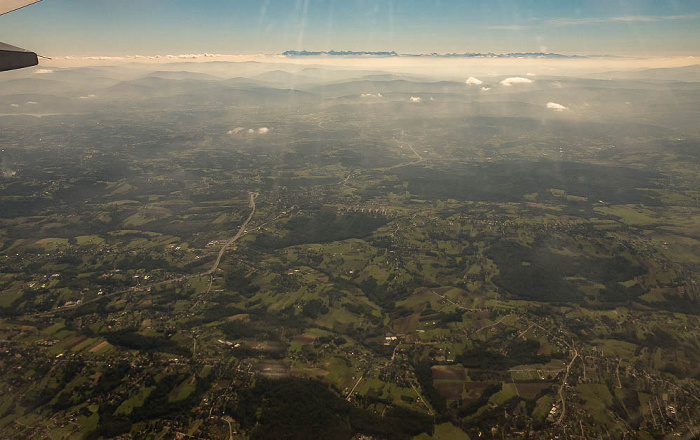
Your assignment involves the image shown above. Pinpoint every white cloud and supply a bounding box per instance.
[361,93,383,98]
[79,94,96,99]
[526,72,536,76]
[34,69,53,74]
[232,127,271,135]
[487,25,530,30]
[546,102,568,111]
[409,96,422,102]
[10,104,19,108]
[173,53,217,59]
[481,87,491,91]
[500,77,533,86]
[544,14,698,27]
[25,101,38,105]
[466,76,483,85]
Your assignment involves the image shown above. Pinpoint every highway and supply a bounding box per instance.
[556,348,579,425]
[207,192,257,275]
[191,192,257,310]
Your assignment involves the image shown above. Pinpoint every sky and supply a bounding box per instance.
[1,0,699,57]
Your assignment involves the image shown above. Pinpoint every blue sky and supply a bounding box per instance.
[1,0,699,56]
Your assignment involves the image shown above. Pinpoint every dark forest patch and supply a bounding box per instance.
[254,210,388,249]
[104,331,190,356]
[393,160,660,205]
[232,378,433,440]
[486,238,647,304]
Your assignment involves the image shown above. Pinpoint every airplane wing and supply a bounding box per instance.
[0,0,41,16]
[0,0,42,71]
[0,42,38,71]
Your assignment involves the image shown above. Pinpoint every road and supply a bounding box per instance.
[556,348,579,425]
[410,383,433,415]
[190,192,258,311]
[407,144,424,162]
[430,289,485,312]
[475,313,513,334]
[517,324,536,339]
[341,141,424,186]
[207,192,257,275]
[390,343,401,363]
[346,374,364,401]
[384,143,425,171]
[222,416,234,440]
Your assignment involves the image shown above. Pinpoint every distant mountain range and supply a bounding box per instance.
[282,50,586,58]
